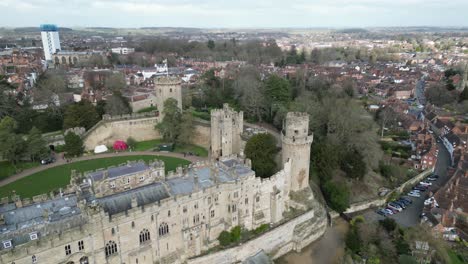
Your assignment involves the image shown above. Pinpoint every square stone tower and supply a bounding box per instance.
[210,104,243,159]
[281,112,313,193]
[154,76,182,112]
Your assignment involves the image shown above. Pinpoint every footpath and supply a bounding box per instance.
[0,151,205,188]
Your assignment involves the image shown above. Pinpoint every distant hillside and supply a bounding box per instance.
[13,27,73,33]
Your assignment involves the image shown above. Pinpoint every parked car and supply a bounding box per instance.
[388,203,403,212]
[408,191,421,197]
[400,197,413,204]
[427,177,438,181]
[424,197,435,206]
[384,208,394,215]
[420,181,432,186]
[40,157,55,165]
[392,200,406,209]
[376,209,388,216]
[396,199,410,207]
[386,207,399,214]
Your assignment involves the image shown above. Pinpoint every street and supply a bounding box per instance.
[361,141,451,227]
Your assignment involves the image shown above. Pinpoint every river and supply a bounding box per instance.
[276,218,349,264]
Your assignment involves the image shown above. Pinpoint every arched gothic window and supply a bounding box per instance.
[139,229,151,243]
[158,222,169,236]
[79,256,89,264]
[105,241,118,257]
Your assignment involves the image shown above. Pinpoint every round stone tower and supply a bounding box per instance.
[154,76,182,112]
[281,112,313,193]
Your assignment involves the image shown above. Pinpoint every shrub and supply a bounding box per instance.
[230,226,242,243]
[218,231,231,246]
[322,181,350,213]
[253,224,269,235]
[379,218,397,232]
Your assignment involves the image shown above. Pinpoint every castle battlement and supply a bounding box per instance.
[102,111,159,121]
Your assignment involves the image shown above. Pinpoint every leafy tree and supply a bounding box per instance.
[425,83,457,106]
[264,75,291,106]
[207,40,215,50]
[26,127,47,162]
[177,111,195,146]
[0,117,26,165]
[245,133,277,178]
[341,149,367,179]
[345,227,362,254]
[63,101,100,130]
[105,73,126,92]
[322,181,350,213]
[63,132,84,157]
[126,137,137,150]
[156,98,182,143]
[95,100,106,117]
[379,218,397,232]
[0,75,20,119]
[230,226,242,243]
[105,92,132,115]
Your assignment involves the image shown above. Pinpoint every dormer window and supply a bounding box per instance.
[2,240,12,249]
[29,232,38,241]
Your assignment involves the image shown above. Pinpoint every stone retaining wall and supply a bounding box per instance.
[187,209,327,264]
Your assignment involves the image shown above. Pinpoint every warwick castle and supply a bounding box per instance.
[0,77,327,264]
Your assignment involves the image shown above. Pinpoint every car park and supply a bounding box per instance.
[376,209,388,216]
[393,200,406,209]
[386,207,399,214]
[387,203,403,212]
[408,191,421,197]
[396,199,410,207]
[400,197,413,204]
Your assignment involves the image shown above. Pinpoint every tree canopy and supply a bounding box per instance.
[245,133,277,178]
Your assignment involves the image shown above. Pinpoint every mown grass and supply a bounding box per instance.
[0,161,39,181]
[0,155,190,199]
[133,139,208,157]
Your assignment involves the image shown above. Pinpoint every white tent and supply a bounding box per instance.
[94,145,108,154]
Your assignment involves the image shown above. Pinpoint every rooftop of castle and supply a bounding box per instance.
[154,75,182,85]
[0,157,255,250]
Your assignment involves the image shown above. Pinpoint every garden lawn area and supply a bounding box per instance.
[0,155,190,199]
[133,139,208,157]
[0,161,39,181]
[133,139,163,151]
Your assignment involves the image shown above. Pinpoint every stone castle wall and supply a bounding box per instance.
[187,209,327,264]
[82,113,211,150]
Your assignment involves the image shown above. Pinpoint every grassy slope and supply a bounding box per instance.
[0,155,190,199]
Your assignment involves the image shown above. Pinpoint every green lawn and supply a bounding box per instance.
[0,155,190,199]
[133,139,163,151]
[0,161,39,181]
[133,139,208,157]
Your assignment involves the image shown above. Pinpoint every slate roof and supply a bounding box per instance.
[97,182,169,215]
[87,161,149,181]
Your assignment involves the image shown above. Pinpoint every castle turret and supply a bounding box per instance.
[154,76,182,112]
[282,112,313,193]
[210,104,243,159]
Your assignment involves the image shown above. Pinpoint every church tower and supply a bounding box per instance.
[154,76,182,113]
[282,112,313,193]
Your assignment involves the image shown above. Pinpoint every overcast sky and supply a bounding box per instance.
[0,0,467,28]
